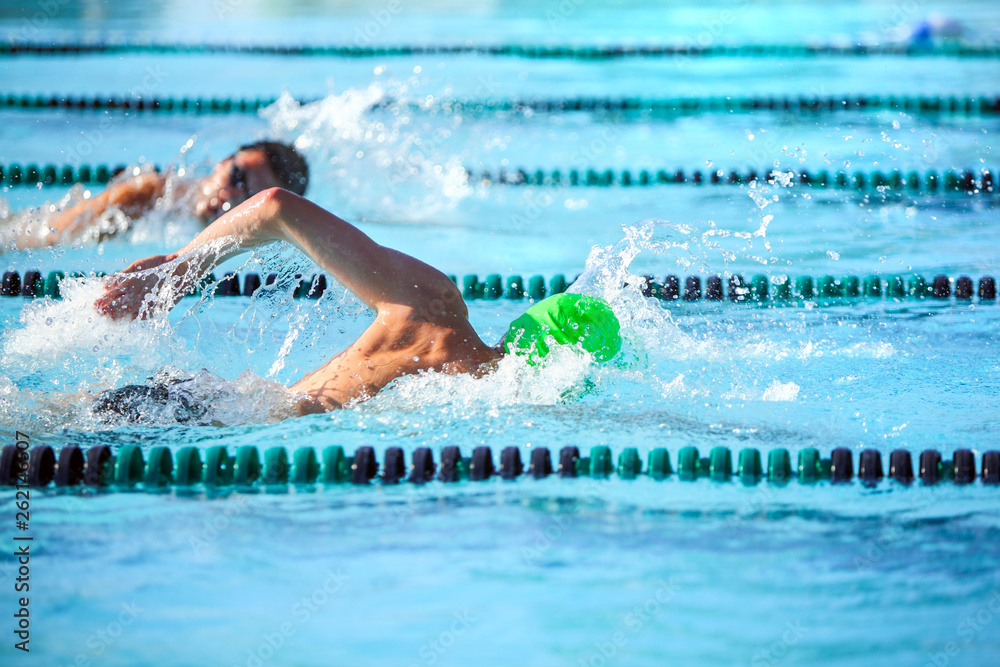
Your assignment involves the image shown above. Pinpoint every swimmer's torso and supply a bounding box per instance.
[289,304,500,413]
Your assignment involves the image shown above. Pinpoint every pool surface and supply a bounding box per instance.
[2,1,1000,665]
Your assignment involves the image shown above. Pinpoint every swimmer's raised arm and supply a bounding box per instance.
[96,188,463,321]
[18,171,165,248]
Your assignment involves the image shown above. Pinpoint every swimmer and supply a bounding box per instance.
[94,188,620,416]
[6,140,308,249]
[908,13,966,45]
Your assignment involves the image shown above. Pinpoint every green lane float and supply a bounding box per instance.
[710,447,732,481]
[5,93,999,118]
[113,445,145,487]
[647,448,672,480]
[1,162,126,187]
[0,94,279,113]
[2,269,998,305]
[3,444,998,491]
[322,446,351,484]
[617,447,642,479]
[3,40,1000,59]
[144,446,173,488]
[738,448,762,484]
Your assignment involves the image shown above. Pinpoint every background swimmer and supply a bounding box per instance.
[5,140,308,249]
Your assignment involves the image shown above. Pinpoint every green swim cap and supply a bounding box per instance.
[504,293,621,364]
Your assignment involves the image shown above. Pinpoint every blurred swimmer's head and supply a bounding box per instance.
[194,141,309,222]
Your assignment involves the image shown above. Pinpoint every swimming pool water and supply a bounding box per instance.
[2,1,1000,665]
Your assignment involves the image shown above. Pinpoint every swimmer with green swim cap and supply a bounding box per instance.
[96,189,621,419]
[503,293,622,364]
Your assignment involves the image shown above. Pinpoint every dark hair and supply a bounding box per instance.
[238,140,309,196]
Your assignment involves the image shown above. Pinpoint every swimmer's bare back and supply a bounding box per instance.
[95,188,501,414]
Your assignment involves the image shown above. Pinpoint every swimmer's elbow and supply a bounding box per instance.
[258,186,296,207]
[247,187,303,242]
[256,187,297,220]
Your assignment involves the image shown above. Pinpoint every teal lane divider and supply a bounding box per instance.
[2,270,997,304]
[0,94,278,113]
[3,163,995,194]
[4,93,998,117]
[2,444,997,490]
[0,163,124,186]
[469,167,997,193]
[3,41,1000,59]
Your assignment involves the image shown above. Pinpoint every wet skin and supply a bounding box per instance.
[95,188,504,414]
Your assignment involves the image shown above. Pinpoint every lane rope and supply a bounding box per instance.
[1,162,995,194]
[3,93,998,117]
[1,443,996,489]
[2,41,1000,59]
[468,167,997,193]
[2,270,996,303]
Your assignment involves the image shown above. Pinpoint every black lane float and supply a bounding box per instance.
[1,444,997,490]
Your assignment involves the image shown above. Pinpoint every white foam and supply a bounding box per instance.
[260,84,471,223]
[1,277,187,389]
[762,380,801,402]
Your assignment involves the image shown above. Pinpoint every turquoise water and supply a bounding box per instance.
[2,1,1000,665]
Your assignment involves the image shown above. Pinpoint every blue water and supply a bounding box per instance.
[2,1,1000,665]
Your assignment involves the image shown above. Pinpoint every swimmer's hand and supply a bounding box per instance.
[94,253,186,320]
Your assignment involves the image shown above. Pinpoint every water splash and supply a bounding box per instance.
[0,167,202,252]
[260,83,471,223]
[1,218,827,432]
[1,277,185,387]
